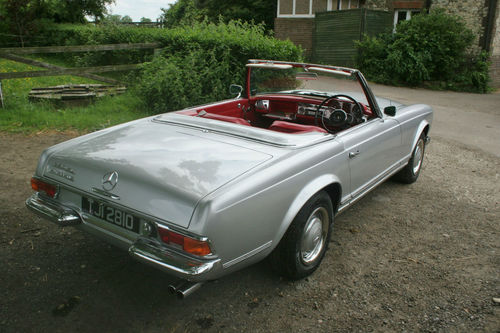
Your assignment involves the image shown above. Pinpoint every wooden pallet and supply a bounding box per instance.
[29,84,126,104]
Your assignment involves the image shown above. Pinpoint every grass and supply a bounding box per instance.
[0,58,148,133]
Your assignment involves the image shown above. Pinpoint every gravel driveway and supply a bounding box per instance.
[0,87,499,332]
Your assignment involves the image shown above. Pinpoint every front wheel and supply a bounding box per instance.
[269,191,333,280]
[395,133,426,184]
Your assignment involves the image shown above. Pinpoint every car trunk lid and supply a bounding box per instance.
[42,120,272,228]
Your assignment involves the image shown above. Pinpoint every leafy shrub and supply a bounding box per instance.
[35,20,301,66]
[137,46,238,112]
[356,10,490,92]
[136,20,302,112]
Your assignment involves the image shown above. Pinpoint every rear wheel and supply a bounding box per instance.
[269,191,333,280]
[396,132,426,184]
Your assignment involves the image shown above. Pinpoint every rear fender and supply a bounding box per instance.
[272,174,341,248]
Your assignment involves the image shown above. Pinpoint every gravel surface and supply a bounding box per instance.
[0,131,499,333]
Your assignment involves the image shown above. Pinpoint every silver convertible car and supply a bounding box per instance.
[27,60,432,298]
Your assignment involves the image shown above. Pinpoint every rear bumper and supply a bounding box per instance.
[129,238,221,281]
[26,193,221,281]
[26,192,81,226]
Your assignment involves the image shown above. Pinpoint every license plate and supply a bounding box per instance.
[82,196,140,233]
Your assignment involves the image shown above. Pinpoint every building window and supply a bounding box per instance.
[277,0,314,18]
[393,9,420,30]
[337,0,360,10]
[276,0,359,18]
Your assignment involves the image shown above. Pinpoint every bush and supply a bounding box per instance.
[137,47,237,112]
[34,20,301,67]
[136,21,303,112]
[356,10,490,92]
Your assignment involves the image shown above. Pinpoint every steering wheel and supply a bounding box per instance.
[315,94,363,133]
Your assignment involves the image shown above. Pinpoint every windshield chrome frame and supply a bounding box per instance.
[246,59,382,118]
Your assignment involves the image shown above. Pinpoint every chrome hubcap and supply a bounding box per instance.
[412,139,424,175]
[300,207,329,265]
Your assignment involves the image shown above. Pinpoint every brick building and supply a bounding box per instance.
[275,0,500,87]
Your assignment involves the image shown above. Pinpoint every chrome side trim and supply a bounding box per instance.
[222,240,272,269]
[26,193,81,226]
[129,238,221,281]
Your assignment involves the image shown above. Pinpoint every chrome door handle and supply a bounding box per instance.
[349,151,360,158]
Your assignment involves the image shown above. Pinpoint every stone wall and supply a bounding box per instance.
[489,0,500,88]
[430,0,488,50]
[364,0,388,10]
[274,18,315,59]
[492,0,500,56]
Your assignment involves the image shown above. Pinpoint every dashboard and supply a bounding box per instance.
[251,95,373,128]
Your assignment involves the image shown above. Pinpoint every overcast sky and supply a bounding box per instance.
[107,0,177,21]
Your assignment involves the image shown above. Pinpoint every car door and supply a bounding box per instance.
[338,116,402,200]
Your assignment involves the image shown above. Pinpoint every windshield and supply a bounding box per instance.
[249,64,369,106]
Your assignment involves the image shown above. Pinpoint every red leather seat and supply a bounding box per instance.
[269,120,327,134]
[177,110,251,126]
[202,113,251,126]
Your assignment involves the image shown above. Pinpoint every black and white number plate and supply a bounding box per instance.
[82,196,140,233]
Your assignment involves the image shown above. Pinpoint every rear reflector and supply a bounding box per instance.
[31,177,57,198]
[157,227,212,256]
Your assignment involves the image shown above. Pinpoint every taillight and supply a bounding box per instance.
[157,227,212,256]
[31,177,58,198]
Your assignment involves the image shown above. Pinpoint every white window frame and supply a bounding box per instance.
[277,0,315,18]
[338,0,359,10]
[393,9,421,31]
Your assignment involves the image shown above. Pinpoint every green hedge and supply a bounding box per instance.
[356,10,490,93]
[34,21,301,67]
[33,21,303,111]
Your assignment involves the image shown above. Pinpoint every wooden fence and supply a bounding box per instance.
[0,42,160,84]
[0,42,160,107]
[313,9,392,67]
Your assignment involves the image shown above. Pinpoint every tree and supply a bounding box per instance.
[160,0,206,28]
[0,0,115,46]
[160,0,276,29]
[102,14,123,24]
[120,15,133,23]
[198,0,276,29]
[140,17,152,23]
[43,0,115,23]
[0,0,42,46]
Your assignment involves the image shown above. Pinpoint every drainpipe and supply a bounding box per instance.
[482,0,498,52]
[425,0,432,13]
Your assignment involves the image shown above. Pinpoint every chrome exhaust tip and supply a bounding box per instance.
[168,281,185,295]
[168,281,203,299]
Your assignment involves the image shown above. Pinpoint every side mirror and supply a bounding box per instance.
[384,106,396,117]
[229,84,243,99]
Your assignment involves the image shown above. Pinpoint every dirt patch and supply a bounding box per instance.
[0,132,498,332]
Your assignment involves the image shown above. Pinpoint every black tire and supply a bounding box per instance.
[395,132,426,184]
[269,191,333,280]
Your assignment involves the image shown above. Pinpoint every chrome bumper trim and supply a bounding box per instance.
[26,193,81,226]
[129,238,221,281]
[26,193,222,280]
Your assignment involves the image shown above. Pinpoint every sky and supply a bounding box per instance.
[107,0,177,21]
